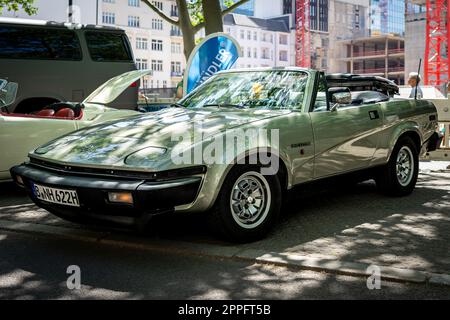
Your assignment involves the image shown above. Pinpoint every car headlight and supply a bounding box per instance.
[124,147,167,166]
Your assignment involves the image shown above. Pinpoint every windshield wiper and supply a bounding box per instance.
[170,103,187,108]
[203,104,247,109]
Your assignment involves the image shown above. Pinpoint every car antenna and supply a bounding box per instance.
[415,58,422,100]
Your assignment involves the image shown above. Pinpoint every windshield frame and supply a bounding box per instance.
[179,68,312,112]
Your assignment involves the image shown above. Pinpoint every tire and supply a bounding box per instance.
[375,136,419,197]
[209,165,282,243]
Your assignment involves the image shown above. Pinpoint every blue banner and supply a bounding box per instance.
[184,33,242,95]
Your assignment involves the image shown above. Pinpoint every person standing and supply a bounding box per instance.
[408,72,423,99]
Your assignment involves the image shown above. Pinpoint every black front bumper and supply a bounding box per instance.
[10,163,203,227]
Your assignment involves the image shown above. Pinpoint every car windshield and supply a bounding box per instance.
[180,70,309,110]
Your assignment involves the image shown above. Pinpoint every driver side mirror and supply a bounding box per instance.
[330,90,352,112]
[0,80,19,109]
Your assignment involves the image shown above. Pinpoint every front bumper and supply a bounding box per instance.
[10,163,203,227]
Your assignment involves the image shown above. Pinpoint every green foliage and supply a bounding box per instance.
[187,0,236,27]
[186,0,203,27]
[0,0,37,15]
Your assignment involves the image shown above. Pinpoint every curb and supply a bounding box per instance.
[0,219,449,287]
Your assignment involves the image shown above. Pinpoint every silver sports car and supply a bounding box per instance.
[11,68,442,242]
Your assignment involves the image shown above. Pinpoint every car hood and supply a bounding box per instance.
[83,70,151,105]
[32,107,289,167]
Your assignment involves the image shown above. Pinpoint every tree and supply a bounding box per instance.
[0,0,37,15]
[142,0,250,60]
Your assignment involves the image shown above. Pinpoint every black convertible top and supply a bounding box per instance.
[326,73,399,97]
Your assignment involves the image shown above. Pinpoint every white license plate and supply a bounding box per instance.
[32,183,80,207]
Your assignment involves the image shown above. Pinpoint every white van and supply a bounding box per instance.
[0,17,139,112]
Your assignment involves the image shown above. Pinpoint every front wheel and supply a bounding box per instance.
[209,165,282,243]
[375,136,419,196]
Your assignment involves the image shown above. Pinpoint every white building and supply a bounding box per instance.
[2,0,295,88]
[224,14,293,68]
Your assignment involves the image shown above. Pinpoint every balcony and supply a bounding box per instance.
[171,71,183,77]
[351,48,405,58]
[353,67,405,74]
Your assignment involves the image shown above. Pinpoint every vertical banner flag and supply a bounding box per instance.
[183,33,242,95]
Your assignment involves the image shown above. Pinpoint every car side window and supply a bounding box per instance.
[312,74,328,112]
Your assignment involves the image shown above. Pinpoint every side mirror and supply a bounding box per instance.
[0,82,19,109]
[330,91,352,111]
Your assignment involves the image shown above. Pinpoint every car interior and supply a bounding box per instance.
[1,102,83,120]
[313,87,391,113]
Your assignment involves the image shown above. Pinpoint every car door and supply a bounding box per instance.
[309,77,383,179]
[0,114,77,178]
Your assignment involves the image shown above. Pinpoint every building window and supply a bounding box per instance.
[247,47,251,58]
[283,0,292,14]
[152,18,163,30]
[128,0,139,7]
[102,12,115,24]
[247,31,251,40]
[136,58,148,70]
[163,80,167,88]
[171,42,181,54]
[152,1,163,11]
[253,31,257,41]
[171,25,182,36]
[261,48,270,60]
[136,37,148,50]
[128,16,140,27]
[279,50,288,62]
[279,34,288,45]
[142,78,148,88]
[151,59,163,72]
[171,4,178,17]
[171,61,182,76]
[240,30,245,39]
[151,39,163,51]
[253,48,257,58]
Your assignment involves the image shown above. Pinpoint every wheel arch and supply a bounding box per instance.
[206,148,290,211]
[387,125,422,161]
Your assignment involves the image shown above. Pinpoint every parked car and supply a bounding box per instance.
[11,68,441,242]
[0,17,138,113]
[0,70,150,181]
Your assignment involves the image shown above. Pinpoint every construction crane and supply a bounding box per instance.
[424,0,450,87]
[295,0,311,68]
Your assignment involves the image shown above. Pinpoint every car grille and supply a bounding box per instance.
[29,158,206,181]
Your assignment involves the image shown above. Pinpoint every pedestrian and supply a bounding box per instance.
[408,72,423,99]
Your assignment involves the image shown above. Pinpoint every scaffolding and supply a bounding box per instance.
[424,0,450,86]
[295,0,311,67]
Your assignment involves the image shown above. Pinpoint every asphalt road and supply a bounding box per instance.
[0,230,449,300]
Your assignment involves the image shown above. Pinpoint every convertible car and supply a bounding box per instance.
[0,70,149,181]
[11,68,441,242]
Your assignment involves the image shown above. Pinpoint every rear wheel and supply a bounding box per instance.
[210,165,281,243]
[375,136,419,196]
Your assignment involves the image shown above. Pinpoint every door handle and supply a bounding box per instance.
[369,110,380,120]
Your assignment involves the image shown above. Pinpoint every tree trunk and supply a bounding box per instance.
[176,0,196,60]
[202,0,223,35]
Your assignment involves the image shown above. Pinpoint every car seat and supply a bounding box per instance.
[54,108,75,119]
[36,109,55,117]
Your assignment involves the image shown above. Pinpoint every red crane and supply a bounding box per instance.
[295,0,311,68]
[424,0,450,87]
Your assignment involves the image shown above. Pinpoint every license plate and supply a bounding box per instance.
[32,183,80,207]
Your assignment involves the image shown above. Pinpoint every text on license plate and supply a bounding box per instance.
[33,183,80,207]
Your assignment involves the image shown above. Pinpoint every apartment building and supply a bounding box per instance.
[224,14,293,68]
[3,0,299,88]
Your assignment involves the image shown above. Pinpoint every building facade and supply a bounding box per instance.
[224,14,293,68]
[2,0,296,88]
[369,0,405,36]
